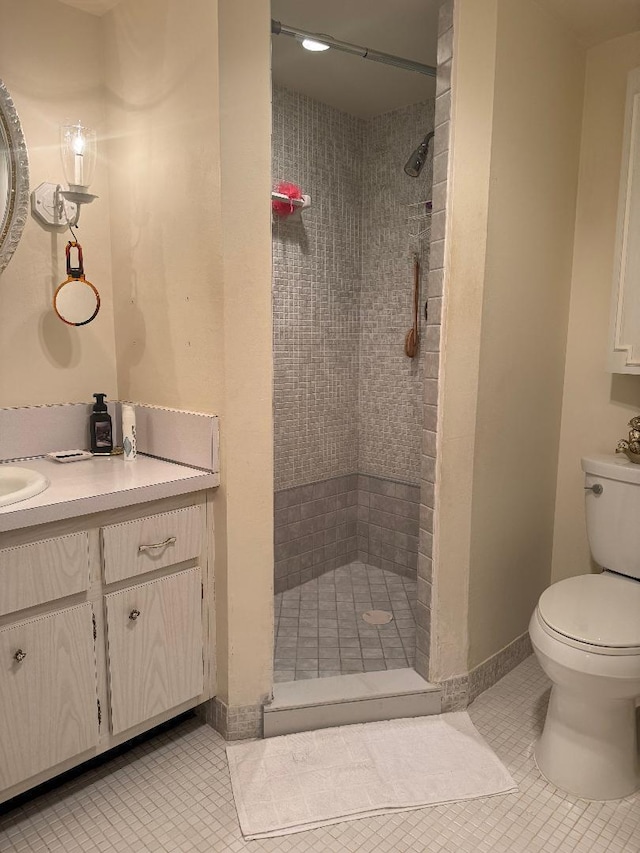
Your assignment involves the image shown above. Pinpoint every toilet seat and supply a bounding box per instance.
[537,573,640,656]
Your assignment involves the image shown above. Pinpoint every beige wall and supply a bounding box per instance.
[0,0,118,407]
[467,0,585,669]
[431,0,497,682]
[103,0,274,709]
[103,0,225,414]
[215,0,274,707]
[435,0,585,675]
[551,32,640,584]
[0,0,273,715]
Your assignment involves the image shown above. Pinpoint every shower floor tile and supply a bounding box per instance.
[274,562,417,682]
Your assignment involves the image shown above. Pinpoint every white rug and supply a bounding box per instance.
[226,712,517,839]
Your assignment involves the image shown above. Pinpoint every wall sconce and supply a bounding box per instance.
[31,122,98,228]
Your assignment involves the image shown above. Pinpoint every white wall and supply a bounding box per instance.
[551,32,640,584]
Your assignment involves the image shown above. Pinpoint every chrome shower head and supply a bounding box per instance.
[404,131,435,178]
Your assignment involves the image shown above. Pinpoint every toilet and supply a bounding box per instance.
[529,454,640,800]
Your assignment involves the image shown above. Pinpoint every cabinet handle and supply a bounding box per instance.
[138,536,176,553]
[129,609,141,621]
[13,649,27,663]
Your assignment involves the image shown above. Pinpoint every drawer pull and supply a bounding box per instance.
[138,536,177,553]
[13,649,27,663]
[129,609,141,621]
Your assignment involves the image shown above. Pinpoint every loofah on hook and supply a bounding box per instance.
[272,181,303,217]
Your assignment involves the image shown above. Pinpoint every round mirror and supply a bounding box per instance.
[54,278,101,326]
[0,79,29,275]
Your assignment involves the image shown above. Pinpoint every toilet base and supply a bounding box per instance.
[535,685,640,800]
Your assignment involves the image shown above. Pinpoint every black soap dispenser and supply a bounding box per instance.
[90,393,113,455]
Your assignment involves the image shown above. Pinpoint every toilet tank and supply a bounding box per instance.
[582,455,640,580]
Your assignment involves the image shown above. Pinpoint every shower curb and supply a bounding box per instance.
[263,669,441,737]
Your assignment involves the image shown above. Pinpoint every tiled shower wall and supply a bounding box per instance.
[273,87,433,593]
[359,102,434,484]
[415,0,454,681]
[272,87,362,492]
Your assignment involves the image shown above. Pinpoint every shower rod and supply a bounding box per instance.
[271,19,437,78]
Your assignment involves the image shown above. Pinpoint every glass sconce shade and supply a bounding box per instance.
[60,123,97,191]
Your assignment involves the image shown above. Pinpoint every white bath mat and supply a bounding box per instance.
[226,712,517,839]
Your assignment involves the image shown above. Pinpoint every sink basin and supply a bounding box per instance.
[0,466,49,508]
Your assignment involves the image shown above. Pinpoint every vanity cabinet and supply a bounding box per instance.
[105,568,203,734]
[0,604,98,790]
[0,492,214,805]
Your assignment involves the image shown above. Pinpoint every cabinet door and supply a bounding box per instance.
[0,604,98,791]
[105,568,203,735]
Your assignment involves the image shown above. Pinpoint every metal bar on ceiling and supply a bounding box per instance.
[271,19,437,79]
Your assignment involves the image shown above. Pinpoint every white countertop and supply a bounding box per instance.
[0,455,219,533]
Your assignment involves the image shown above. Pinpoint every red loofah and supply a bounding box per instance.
[272,181,303,216]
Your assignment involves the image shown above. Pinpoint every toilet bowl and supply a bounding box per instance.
[530,454,640,800]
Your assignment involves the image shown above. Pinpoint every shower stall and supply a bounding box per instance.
[272,79,435,683]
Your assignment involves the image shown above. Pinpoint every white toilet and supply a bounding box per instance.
[529,454,640,800]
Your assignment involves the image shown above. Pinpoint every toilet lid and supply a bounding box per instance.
[538,573,640,649]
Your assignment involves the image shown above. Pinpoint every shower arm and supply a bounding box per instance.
[271,20,437,79]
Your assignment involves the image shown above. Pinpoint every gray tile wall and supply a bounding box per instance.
[359,102,434,486]
[274,473,421,593]
[415,0,455,681]
[273,86,437,668]
[272,87,362,492]
[273,88,434,495]
[357,475,420,579]
[274,475,358,593]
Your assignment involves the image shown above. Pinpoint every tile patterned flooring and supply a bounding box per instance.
[274,562,417,681]
[1,656,639,852]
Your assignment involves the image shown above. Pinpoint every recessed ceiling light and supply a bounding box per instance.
[301,37,330,52]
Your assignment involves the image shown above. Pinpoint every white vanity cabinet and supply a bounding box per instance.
[0,603,98,791]
[0,492,214,805]
[105,568,204,734]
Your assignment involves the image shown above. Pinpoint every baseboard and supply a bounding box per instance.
[200,698,264,741]
[468,632,533,704]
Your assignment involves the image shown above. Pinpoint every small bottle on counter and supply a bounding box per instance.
[90,393,113,455]
[122,403,137,461]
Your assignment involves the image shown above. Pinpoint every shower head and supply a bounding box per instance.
[404,131,435,178]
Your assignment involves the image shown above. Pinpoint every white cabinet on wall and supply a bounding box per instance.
[0,493,214,805]
[610,67,640,373]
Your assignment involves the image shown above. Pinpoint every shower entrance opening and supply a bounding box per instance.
[271,0,440,689]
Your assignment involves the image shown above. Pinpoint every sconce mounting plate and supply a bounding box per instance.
[31,181,78,228]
